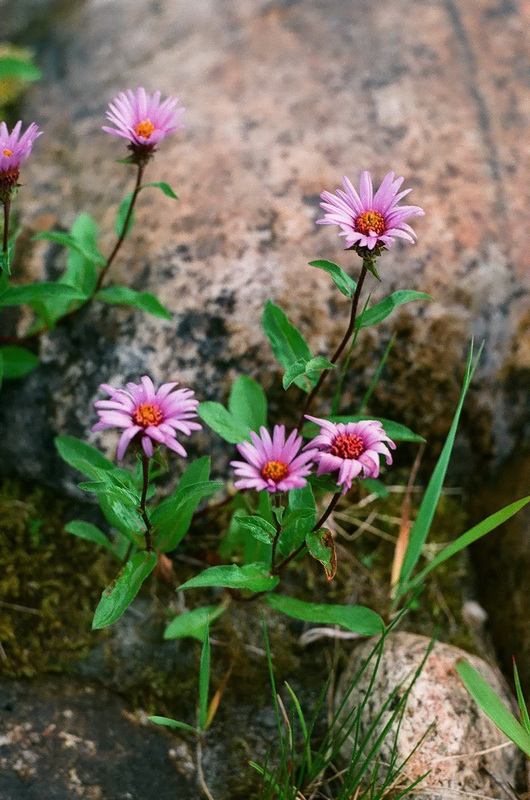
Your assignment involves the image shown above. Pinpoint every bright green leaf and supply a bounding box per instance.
[95,286,171,320]
[262,300,314,391]
[92,551,157,629]
[34,231,105,266]
[148,716,199,734]
[199,624,210,731]
[197,401,251,444]
[178,563,279,593]
[265,594,384,634]
[0,346,39,379]
[308,260,357,297]
[237,515,277,544]
[115,191,136,238]
[356,291,433,329]
[164,604,226,641]
[0,56,41,81]
[228,375,267,432]
[142,181,179,200]
[65,520,115,553]
[0,282,87,306]
[55,435,115,477]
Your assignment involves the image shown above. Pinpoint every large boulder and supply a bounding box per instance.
[1,0,528,487]
[337,632,525,797]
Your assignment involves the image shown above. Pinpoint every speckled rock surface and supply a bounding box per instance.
[1,0,529,487]
[337,632,524,797]
[0,676,193,800]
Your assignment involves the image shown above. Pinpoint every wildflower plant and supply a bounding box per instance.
[51,156,529,640]
[0,87,181,388]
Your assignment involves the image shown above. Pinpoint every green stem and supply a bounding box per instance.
[140,454,152,553]
[296,261,369,428]
[271,493,283,571]
[95,161,145,292]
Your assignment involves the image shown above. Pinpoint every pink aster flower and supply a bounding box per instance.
[92,376,201,461]
[0,121,42,200]
[305,416,396,494]
[317,171,424,251]
[102,88,185,150]
[231,425,317,493]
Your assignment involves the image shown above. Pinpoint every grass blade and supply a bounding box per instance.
[457,659,530,757]
[198,622,210,732]
[396,340,482,597]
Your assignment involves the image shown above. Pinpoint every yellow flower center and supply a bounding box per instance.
[132,402,163,428]
[355,210,386,236]
[3,149,12,157]
[330,434,365,459]
[134,119,156,139]
[261,460,289,482]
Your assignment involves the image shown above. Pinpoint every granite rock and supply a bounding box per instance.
[1,0,529,488]
[337,632,524,797]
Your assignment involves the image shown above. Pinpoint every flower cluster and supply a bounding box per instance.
[231,418,395,494]
[92,378,396,496]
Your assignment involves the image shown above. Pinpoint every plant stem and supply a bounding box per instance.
[2,200,9,255]
[140,454,152,553]
[297,261,369,429]
[0,162,145,344]
[95,161,144,292]
[271,493,283,571]
[272,491,341,575]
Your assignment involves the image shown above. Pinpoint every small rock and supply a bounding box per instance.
[336,632,524,798]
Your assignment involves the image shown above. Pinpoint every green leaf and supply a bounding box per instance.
[64,520,115,553]
[148,716,199,734]
[401,497,530,594]
[237,515,277,544]
[199,624,210,731]
[456,660,530,757]
[0,56,41,81]
[362,478,389,498]
[265,594,384,634]
[98,493,145,545]
[513,661,530,734]
[151,456,212,551]
[228,375,267,432]
[308,473,341,493]
[92,551,157,629]
[56,214,102,308]
[95,286,171,320]
[55,435,115,477]
[306,528,336,581]
[34,231,105,266]
[115,191,136,238]
[396,342,482,595]
[152,479,223,552]
[0,282,87,306]
[282,356,335,391]
[0,352,3,390]
[308,260,357,297]
[279,508,315,555]
[197,401,251,444]
[178,563,279,593]
[164,604,226,641]
[356,291,433,329]
[262,300,314,391]
[0,346,39,379]
[142,181,179,200]
[364,260,381,281]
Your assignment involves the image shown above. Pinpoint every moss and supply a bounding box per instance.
[0,478,114,678]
